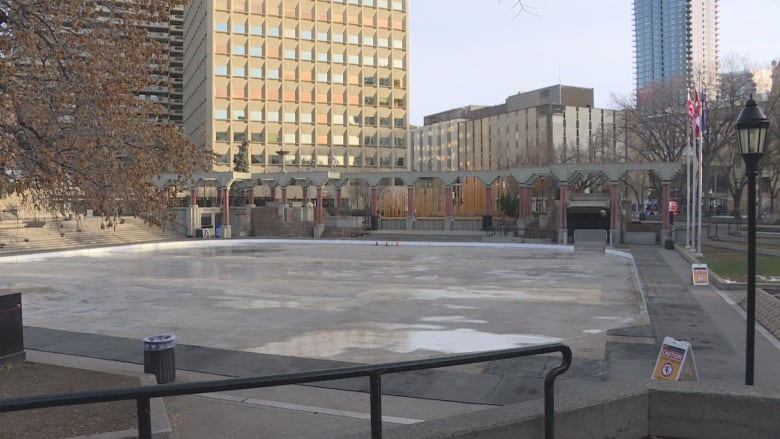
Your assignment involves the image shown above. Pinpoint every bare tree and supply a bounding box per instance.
[1,0,202,224]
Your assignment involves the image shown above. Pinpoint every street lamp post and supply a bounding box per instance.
[735,95,770,386]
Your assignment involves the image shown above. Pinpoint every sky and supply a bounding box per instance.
[409,0,780,126]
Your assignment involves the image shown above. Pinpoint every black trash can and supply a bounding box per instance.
[481,215,493,231]
[143,333,176,384]
[370,214,379,230]
[664,237,675,250]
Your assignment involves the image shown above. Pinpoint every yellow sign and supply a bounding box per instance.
[691,263,709,286]
[652,337,698,381]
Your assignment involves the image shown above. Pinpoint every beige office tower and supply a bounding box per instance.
[183,0,409,173]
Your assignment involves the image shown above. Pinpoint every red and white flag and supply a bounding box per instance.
[693,91,702,139]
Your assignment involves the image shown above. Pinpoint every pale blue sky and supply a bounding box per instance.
[409,0,780,125]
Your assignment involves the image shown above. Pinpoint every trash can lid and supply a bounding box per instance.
[143,333,176,350]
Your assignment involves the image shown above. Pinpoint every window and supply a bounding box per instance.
[216,65,228,76]
[216,22,228,33]
[284,49,297,59]
[216,131,229,141]
[317,51,328,62]
[233,109,246,120]
[364,96,375,105]
[379,77,390,86]
[301,133,313,144]
[365,116,376,124]
[250,67,263,78]
[268,26,280,37]
[392,1,403,10]
[301,29,313,40]
[332,52,344,63]
[347,34,359,44]
[233,23,246,34]
[216,109,228,119]
[284,28,296,38]
[392,58,404,68]
[284,133,297,143]
[351,115,361,124]
[393,39,403,49]
[233,131,246,141]
[250,46,263,57]
[364,55,374,66]
[317,31,329,41]
[394,137,405,147]
[333,114,344,125]
[394,117,405,127]
[267,68,280,79]
[378,57,389,67]
[317,72,328,82]
[348,54,360,65]
[250,111,263,121]
[332,32,344,43]
[250,25,263,35]
[379,0,388,7]
[379,136,390,146]
[379,117,390,126]
[364,76,375,85]
[267,111,280,122]
[363,36,374,46]
[251,132,264,142]
[233,44,246,55]
[300,112,313,123]
[284,111,296,122]
[233,65,245,76]
[332,72,344,83]
[378,38,389,48]
[301,50,313,61]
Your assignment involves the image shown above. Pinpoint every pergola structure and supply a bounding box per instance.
[157,162,682,243]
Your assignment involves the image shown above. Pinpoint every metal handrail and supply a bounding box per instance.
[0,343,572,439]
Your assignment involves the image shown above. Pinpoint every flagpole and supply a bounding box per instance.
[685,99,692,249]
[697,133,703,256]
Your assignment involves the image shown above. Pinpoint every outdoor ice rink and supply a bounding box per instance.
[2,240,644,364]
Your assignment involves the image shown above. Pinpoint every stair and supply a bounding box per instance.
[0,216,182,255]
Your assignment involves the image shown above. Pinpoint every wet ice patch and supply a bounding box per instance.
[420,316,487,324]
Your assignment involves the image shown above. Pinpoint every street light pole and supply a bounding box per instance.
[735,95,769,386]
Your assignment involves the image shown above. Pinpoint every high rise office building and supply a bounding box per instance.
[182,0,409,173]
[633,0,719,94]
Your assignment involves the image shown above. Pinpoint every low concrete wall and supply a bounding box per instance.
[624,231,657,245]
[343,381,780,439]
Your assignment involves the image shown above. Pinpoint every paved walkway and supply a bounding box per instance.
[9,234,780,437]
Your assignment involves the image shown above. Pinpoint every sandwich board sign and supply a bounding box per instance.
[652,336,699,382]
[691,263,709,286]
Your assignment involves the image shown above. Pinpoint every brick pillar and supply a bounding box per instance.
[281,186,288,205]
[407,185,415,217]
[485,185,493,216]
[190,187,197,207]
[335,186,342,216]
[302,186,309,205]
[559,184,568,230]
[370,186,378,216]
[316,186,324,224]
[223,187,230,226]
[270,186,277,203]
[445,185,453,216]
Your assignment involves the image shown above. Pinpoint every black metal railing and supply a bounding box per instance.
[0,343,572,439]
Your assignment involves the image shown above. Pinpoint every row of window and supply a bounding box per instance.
[215,65,404,84]
[216,113,405,127]
[215,46,405,68]
[215,0,405,16]
[215,23,405,48]
[215,132,406,147]
[213,91,406,107]
[216,153,406,168]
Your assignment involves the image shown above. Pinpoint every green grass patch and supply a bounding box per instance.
[699,245,780,283]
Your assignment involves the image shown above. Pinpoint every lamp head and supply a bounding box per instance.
[736,95,769,157]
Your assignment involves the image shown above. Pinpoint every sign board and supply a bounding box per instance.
[652,336,699,382]
[692,263,709,286]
